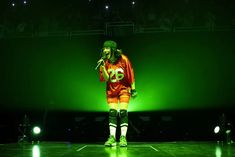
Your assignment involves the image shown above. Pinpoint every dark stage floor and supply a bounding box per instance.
[0,141,235,157]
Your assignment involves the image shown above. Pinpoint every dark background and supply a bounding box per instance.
[0,0,235,143]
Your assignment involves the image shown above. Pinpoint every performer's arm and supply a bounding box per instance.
[131,82,135,90]
[100,65,109,82]
[131,82,137,97]
[125,57,137,97]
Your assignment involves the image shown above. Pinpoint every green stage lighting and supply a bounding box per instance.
[32,145,40,157]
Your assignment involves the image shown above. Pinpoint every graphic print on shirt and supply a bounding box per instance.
[108,68,124,83]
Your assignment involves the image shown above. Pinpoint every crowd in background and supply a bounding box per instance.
[0,0,235,34]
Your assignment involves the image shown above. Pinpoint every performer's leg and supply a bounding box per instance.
[108,103,118,138]
[119,94,130,147]
[105,97,118,147]
[120,102,128,137]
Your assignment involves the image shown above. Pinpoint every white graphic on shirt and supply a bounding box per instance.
[108,68,124,82]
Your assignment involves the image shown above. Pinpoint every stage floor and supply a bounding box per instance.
[0,141,234,157]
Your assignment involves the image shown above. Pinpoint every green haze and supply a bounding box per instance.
[0,32,234,112]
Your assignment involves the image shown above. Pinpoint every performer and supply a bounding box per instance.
[96,40,137,147]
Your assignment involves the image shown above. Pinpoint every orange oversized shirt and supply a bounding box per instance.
[99,54,135,95]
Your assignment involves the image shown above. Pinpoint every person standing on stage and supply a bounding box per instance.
[97,40,137,147]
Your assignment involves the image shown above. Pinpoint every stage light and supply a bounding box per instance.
[11,2,15,7]
[105,5,109,10]
[214,126,220,134]
[23,1,27,4]
[132,1,135,5]
[31,126,41,143]
[33,126,41,135]
[225,123,232,144]
[18,114,31,143]
[214,113,233,144]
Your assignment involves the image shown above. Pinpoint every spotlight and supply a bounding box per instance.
[33,126,41,135]
[225,123,232,144]
[214,114,233,144]
[132,1,135,5]
[214,125,222,143]
[11,2,15,7]
[105,5,109,10]
[23,1,27,4]
[214,126,220,134]
[31,126,41,144]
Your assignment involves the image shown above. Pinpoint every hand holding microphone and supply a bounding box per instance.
[95,58,105,70]
[95,53,107,70]
[95,48,108,70]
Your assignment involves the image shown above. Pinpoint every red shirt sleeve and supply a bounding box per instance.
[99,66,105,82]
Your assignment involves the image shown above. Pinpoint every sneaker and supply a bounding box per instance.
[119,135,127,147]
[104,135,116,147]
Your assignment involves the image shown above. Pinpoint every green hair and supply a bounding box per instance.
[102,40,122,59]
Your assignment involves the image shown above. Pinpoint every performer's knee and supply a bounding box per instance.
[109,109,118,127]
[119,109,128,127]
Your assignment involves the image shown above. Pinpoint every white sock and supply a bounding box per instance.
[109,126,116,138]
[121,126,128,137]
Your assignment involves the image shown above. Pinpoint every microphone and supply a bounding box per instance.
[95,49,108,70]
[95,57,105,70]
